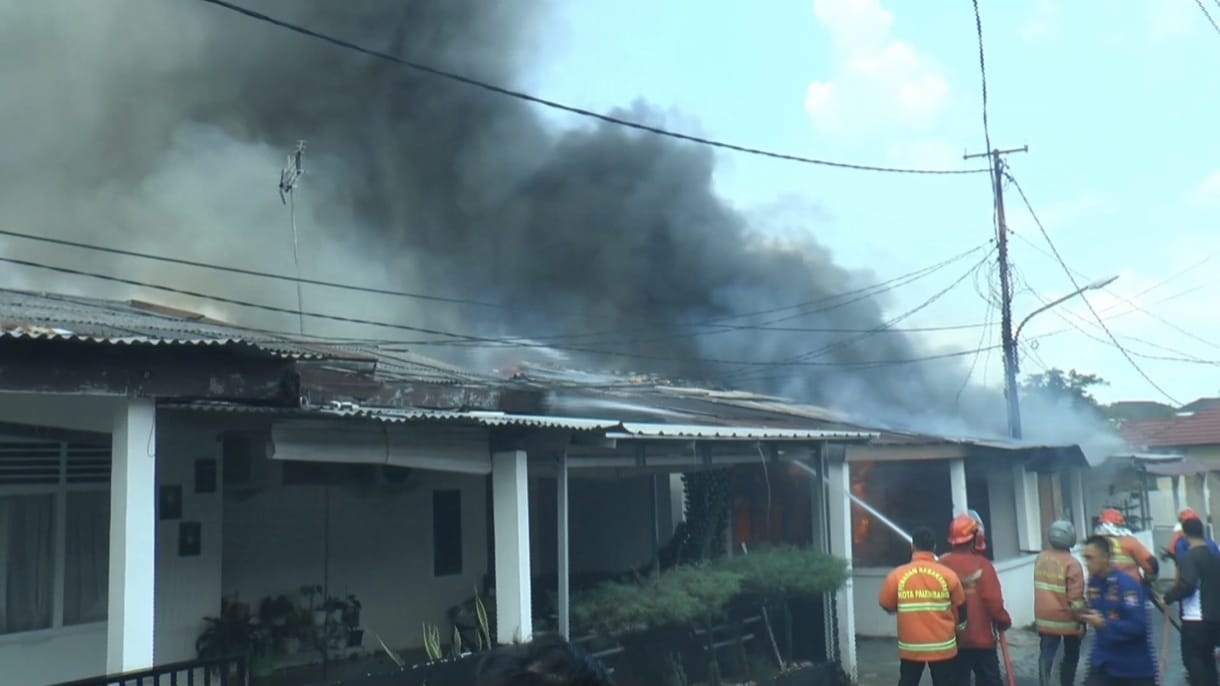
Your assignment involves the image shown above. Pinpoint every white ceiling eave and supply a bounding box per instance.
[269,420,492,475]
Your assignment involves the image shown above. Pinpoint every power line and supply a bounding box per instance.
[0,226,991,347]
[1004,171,1182,404]
[1193,0,1220,36]
[725,250,995,383]
[970,0,995,159]
[1018,275,1220,366]
[0,254,999,372]
[195,0,989,176]
[1008,228,1220,351]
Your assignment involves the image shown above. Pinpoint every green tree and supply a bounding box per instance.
[1021,368,1108,413]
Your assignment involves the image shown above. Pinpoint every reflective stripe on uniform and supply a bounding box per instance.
[1035,581,1067,593]
[898,602,952,613]
[1036,618,1080,632]
[898,637,957,654]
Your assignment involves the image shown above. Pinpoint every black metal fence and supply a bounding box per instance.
[49,655,248,686]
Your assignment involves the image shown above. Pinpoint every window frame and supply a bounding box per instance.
[0,433,109,638]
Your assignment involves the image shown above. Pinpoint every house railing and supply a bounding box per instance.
[49,655,248,686]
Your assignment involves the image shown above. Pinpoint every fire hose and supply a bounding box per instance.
[998,630,1016,686]
[790,461,913,544]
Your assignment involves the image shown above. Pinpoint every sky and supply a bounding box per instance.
[523,0,1220,407]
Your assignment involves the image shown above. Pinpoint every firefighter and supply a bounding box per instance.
[939,513,1011,686]
[1034,520,1086,686]
[880,526,968,686]
[1080,534,1157,686]
[1095,508,1158,587]
[1164,508,1220,562]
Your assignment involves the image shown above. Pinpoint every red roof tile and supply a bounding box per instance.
[1120,409,1220,448]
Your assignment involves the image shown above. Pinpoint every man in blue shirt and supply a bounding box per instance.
[1081,534,1157,686]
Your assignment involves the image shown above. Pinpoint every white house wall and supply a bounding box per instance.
[986,466,1020,560]
[0,393,121,686]
[153,419,224,664]
[0,392,118,434]
[221,466,488,650]
[1,624,108,686]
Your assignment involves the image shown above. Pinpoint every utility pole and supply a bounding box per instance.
[964,145,1027,439]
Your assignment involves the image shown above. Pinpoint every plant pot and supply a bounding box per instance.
[347,628,365,648]
[250,654,276,680]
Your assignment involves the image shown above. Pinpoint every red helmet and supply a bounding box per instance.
[948,513,980,545]
[1099,508,1126,527]
[1180,508,1201,523]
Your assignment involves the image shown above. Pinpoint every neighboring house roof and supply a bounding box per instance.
[1120,409,1220,449]
[1179,397,1220,414]
[1108,400,1177,421]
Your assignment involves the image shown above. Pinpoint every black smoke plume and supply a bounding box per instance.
[0,0,1119,451]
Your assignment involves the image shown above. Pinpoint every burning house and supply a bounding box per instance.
[0,1,1122,684]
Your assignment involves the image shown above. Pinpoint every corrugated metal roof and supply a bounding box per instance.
[0,289,338,359]
[610,422,877,441]
[165,401,874,439]
[315,406,620,431]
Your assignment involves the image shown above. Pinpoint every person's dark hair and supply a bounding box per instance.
[1084,535,1111,557]
[1183,518,1205,538]
[911,526,936,552]
[476,634,616,686]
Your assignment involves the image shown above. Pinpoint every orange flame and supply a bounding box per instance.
[852,462,875,546]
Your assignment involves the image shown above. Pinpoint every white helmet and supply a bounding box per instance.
[1047,520,1076,550]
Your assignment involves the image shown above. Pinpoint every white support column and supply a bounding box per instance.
[556,451,570,640]
[949,459,968,517]
[1071,468,1088,541]
[1205,474,1213,539]
[825,459,857,683]
[669,474,686,534]
[107,399,157,674]
[493,450,532,645]
[1013,465,1042,552]
[1176,476,1187,514]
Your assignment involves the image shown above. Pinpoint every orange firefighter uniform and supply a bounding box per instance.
[940,518,1012,649]
[1097,508,1157,584]
[879,550,968,662]
[1033,548,1086,636]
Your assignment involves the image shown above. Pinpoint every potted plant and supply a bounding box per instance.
[343,594,364,648]
[285,605,314,655]
[301,584,326,627]
[196,598,273,680]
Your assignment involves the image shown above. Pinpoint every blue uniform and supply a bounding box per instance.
[1174,536,1220,559]
[1085,569,1156,680]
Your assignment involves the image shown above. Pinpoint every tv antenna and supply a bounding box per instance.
[278,140,307,335]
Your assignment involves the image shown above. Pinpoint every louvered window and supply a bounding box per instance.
[0,436,110,635]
